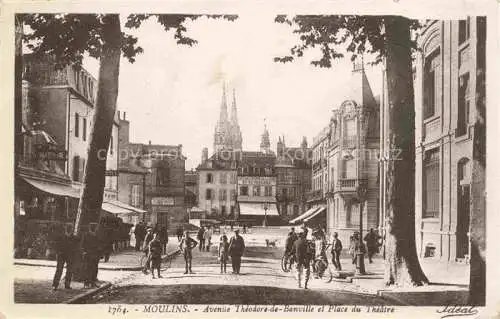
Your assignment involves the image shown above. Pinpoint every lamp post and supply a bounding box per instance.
[263,202,269,227]
[356,184,367,275]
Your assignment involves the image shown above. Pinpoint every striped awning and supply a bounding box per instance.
[289,206,322,224]
[303,206,326,222]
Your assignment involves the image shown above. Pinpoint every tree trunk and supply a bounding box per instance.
[15,15,23,173]
[468,16,486,306]
[73,14,121,236]
[383,16,429,287]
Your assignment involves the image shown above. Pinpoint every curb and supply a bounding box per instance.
[64,282,112,304]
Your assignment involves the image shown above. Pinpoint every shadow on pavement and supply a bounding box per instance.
[88,284,401,305]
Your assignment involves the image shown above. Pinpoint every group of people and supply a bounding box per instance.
[284,226,382,289]
[196,226,214,252]
[133,222,168,253]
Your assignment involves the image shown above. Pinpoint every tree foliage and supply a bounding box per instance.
[274,15,421,67]
[22,13,237,69]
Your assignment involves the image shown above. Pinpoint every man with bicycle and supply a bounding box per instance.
[293,229,312,289]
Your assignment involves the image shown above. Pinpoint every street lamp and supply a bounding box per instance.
[263,202,269,227]
[356,184,368,275]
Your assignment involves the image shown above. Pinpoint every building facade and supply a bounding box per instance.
[307,126,330,212]
[275,136,312,221]
[409,18,486,262]
[325,65,381,244]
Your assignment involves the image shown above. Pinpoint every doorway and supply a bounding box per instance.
[456,158,471,260]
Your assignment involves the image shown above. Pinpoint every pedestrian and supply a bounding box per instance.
[364,228,381,263]
[129,224,136,249]
[284,227,298,267]
[179,230,197,274]
[349,232,357,265]
[293,229,311,289]
[142,227,154,273]
[228,229,245,274]
[218,235,229,273]
[148,232,163,279]
[134,222,144,251]
[242,224,246,234]
[51,226,78,290]
[330,232,343,271]
[312,230,327,277]
[82,228,100,289]
[159,225,168,253]
[176,225,184,242]
[204,226,213,252]
[197,226,205,252]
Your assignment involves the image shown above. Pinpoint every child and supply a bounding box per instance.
[218,235,229,274]
[148,233,163,279]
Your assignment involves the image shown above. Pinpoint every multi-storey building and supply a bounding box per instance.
[325,64,380,244]
[197,149,238,219]
[401,18,486,262]
[184,169,198,212]
[275,136,312,221]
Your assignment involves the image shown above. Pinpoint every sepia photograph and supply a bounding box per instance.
[3,2,497,317]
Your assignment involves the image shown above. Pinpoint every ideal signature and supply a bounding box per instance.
[436,305,479,318]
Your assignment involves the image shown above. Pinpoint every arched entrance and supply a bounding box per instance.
[456,158,471,260]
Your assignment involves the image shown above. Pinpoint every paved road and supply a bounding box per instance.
[85,245,401,305]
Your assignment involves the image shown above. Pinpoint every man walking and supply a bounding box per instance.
[159,225,168,253]
[364,228,380,263]
[293,229,311,289]
[142,227,154,273]
[197,226,205,252]
[284,227,298,270]
[179,231,197,274]
[148,232,163,279]
[204,226,213,252]
[51,226,78,290]
[228,229,245,274]
[330,232,343,271]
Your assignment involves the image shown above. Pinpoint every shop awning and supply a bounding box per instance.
[21,177,80,198]
[239,203,279,216]
[303,206,326,222]
[102,202,135,215]
[289,206,321,224]
[106,199,146,214]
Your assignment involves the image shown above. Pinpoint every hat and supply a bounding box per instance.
[234,229,240,233]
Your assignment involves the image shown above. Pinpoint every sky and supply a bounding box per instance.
[83,13,382,170]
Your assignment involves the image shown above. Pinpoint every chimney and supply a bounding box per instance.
[117,110,120,119]
[123,112,126,120]
[149,140,151,145]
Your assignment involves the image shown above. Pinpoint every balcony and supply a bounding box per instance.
[337,178,368,191]
[305,189,323,203]
[343,136,358,148]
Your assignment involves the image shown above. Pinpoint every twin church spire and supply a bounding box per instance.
[214,82,243,153]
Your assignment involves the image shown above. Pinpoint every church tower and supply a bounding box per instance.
[213,83,243,153]
[260,120,271,154]
[229,88,243,150]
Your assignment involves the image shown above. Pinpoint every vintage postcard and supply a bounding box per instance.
[0,0,498,318]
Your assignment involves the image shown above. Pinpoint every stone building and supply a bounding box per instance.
[405,18,486,262]
[275,136,312,221]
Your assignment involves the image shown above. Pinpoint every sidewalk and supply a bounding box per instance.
[14,238,180,304]
[15,238,179,271]
[322,256,470,305]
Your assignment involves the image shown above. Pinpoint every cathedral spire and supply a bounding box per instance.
[230,88,239,125]
[219,82,228,123]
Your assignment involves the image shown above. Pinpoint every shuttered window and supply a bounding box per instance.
[423,149,440,218]
[72,156,80,181]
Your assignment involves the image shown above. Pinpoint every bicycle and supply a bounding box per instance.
[140,251,177,273]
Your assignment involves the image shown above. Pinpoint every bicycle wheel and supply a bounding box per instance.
[160,255,172,271]
[281,255,290,273]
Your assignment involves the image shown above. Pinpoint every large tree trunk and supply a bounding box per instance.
[383,16,429,287]
[73,14,121,236]
[468,16,486,306]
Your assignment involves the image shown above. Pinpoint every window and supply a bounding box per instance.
[89,81,94,100]
[282,188,288,198]
[282,204,288,216]
[72,155,80,181]
[345,118,356,136]
[206,173,213,183]
[230,189,236,201]
[342,157,356,179]
[109,136,114,155]
[82,118,87,141]
[423,49,440,119]
[423,149,440,218]
[265,186,272,197]
[240,186,248,196]
[294,205,299,216]
[131,184,140,207]
[82,75,88,97]
[221,205,227,215]
[157,167,170,185]
[74,113,80,137]
[220,172,227,184]
[457,73,470,136]
[74,69,80,89]
[219,189,227,201]
[459,19,470,45]
[205,189,213,200]
[253,186,261,196]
